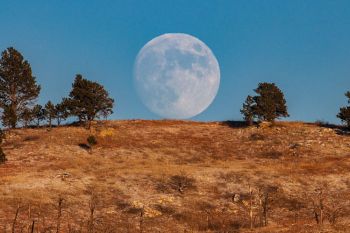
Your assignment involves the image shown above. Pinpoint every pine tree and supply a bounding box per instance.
[0,47,41,128]
[241,83,289,123]
[32,104,45,126]
[240,95,255,125]
[55,98,69,126]
[20,107,34,128]
[2,105,17,129]
[67,74,114,127]
[337,91,350,128]
[45,101,55,128]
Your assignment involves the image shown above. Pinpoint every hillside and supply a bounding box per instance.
[0,120,349,232]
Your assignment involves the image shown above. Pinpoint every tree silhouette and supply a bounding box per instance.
[2,105,17,129]
[0,47,40,128]
[20,107,33,128]
[241,83,289,123]
[55,98,70,126]
[337,91,350,128]
[67,74,114,127]
[32,104,45,126]
[45,101,55,128]
[241,95,255,125]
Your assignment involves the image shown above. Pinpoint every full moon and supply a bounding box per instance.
[134,33,220,119]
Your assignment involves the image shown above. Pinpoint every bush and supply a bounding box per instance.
[249,133,266,141]
[260,150,283,159]
[0,147,7,164]
[315,120,330,127]
[169,175,196,194]
[87,135,97,147]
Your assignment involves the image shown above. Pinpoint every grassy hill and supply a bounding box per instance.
[0,120,349,232]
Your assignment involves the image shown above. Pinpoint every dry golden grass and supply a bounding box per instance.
[0,120,349,232]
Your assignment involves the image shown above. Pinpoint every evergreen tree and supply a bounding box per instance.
[2,105,17,129]
[240,95,255,125]
[20,107,33,128]
[32,104,45,126]
[337,91,350,128]
[67,74,114,127]
[0,47,41,128]
[253,83,289,121]
[241,83,289,123]
[45,101,55,128]
[55,98,69,126]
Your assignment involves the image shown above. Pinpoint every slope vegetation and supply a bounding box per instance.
[0,120,349,232]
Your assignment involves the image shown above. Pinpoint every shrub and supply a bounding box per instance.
[249,133,266,141]
[0,147,7,164]
[87,135,97,147]
[169,175,196,194]
[260,150,283,159]
[315,120,331,127]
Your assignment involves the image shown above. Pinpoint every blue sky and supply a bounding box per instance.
[1,0,349,123]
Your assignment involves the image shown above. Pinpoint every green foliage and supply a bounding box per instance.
[241,83,289,123]
[67,74,114,126]
[87,135,97,147]
[32,104,45,126]
[337,91,350,128]
[55,98,70,125]
[253,83,289,121]
[20,107,34,127]
[240,95,255,125]
[1,105,18,129]
[45,101,56,127]
[0,47,41,128]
